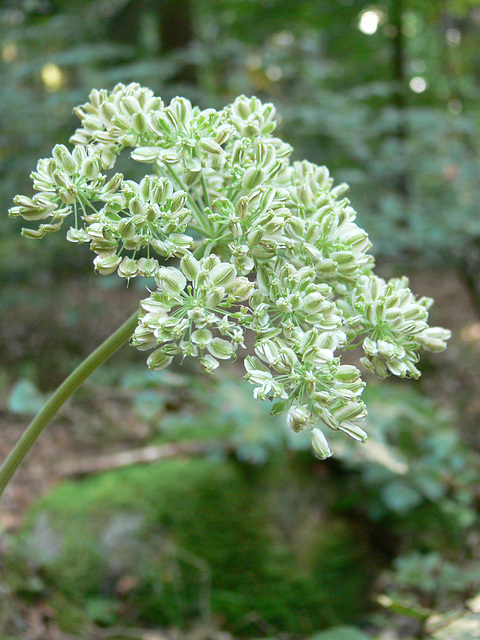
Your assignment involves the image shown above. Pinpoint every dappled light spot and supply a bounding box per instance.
[461,322,480,348]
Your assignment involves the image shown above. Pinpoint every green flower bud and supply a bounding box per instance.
[132,112,147,134]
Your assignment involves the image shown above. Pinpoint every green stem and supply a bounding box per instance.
[0,309,140,498]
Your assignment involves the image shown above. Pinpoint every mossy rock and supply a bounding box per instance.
[17,454,377,634]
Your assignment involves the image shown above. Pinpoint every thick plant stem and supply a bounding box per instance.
[0,310,140,498]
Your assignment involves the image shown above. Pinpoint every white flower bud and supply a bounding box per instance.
[338,422,368,442]
[131,147,163,163]
[386,359,408,377]
[80,158,101,181]
[121,95,142,115]
[21,227,46,239]
[200,354,219,374]
[209,263,236,288]
[311,428,333,459]
[147,348,174,371]
[335,365,361,383]
[242,167,265,190]
[205,286,225,307]
[180,254,201,281]
[417,327,451,352]
[155,267,186,294]
[99,102,117,127]
[132,112,147,134]
[199,137,223,154]
[137,258,159,278]
[334,402,366,422]
[286,405,312,433]
[53,145,76,175]
[191,328,213,348]
[228,278,255,302]
[66,227,89,243]
[93,253,122,275]
[208,337,236,360]
[169,234,194,254]
[118,257,138,279]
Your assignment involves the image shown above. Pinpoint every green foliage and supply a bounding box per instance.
[15,456,376,633]
[336,384,477,528]
[151,374,478,534]
[393,552,480,603]
[308,626,371,640]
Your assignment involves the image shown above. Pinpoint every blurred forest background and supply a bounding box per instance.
[1,0,480,639]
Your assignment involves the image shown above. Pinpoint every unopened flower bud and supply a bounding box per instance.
[338,422,368,443]
[147,348,174,371]
[311,427,333,459]
[199,137,223,154]
[93,253,122,275]
[242,167,265,189]
[209,263,236,288]
[208,337,236,360]
[200,354,219,374]
[287,405,312,432]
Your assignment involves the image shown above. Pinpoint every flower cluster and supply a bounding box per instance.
[132,255,254,373]
[10,83,451,459]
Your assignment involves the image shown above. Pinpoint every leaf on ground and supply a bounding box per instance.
[7,379,46,415]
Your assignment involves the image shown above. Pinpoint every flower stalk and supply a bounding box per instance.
[0,310,139,498]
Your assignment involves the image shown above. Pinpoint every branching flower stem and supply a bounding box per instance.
[0,310,140,498]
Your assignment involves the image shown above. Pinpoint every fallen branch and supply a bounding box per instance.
[56,440,229,477]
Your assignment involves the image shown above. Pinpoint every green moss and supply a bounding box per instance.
[17,455,376,634]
